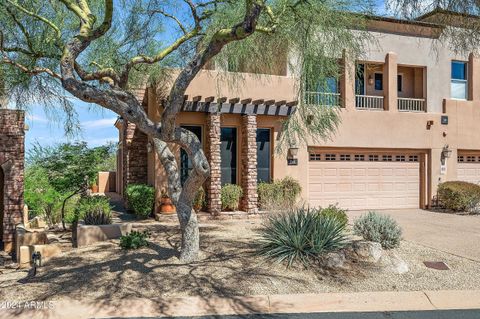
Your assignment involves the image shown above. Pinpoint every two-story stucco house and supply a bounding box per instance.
[115,9,480,215]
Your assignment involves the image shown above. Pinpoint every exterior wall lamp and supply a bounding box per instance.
[147,141,153,153]
[441,144,452,165]
[289,146,299,159]
[287,144,299,166]
[368,75,374,86]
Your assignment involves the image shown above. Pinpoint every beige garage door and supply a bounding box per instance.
[308,151,420,210]
[457,152,480,184]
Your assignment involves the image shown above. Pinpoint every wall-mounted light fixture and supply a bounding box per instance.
[368,75,374,86]
[441,144,452,165]
[289,146,299,159]
[147,141,153,153]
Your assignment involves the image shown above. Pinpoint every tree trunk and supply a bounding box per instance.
[177,204,200,261]
[60,189,82,231]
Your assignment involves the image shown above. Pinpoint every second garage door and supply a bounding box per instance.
[308,151,421,210]
[457,152,480,184]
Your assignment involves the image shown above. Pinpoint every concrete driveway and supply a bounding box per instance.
[347,209,480,262]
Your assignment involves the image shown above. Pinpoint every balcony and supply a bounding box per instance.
[398,98,426,112]
[355,95,384,110]
[304,91,340,107]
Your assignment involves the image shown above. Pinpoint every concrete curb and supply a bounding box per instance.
[2,290,480,319]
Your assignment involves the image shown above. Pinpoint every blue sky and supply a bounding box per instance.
[23,0,388,152]
[25,100,118,151]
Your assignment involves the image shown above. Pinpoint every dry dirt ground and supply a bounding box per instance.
[1,218,480,303]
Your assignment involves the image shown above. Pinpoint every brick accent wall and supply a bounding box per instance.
[121,121,148,197]
[0,110,25,250]
[206,113,221,214]
[241,114,258,213]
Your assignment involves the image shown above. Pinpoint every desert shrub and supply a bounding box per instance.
[353,211,402,249]
[320,205,348,226]
[437,181,480,213]
[119,230,150,249]
[74,195,112,225]
[280,176,302,205]
[126,184,155,218]
[221,184,243,211]
[193,187,206,212]
[257,207,349,267]
[258,177,302,211]
[258,182,282,210]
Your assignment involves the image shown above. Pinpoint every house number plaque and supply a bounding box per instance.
[287,158,298,166]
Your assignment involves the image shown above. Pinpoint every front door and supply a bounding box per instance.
[221,127,237,185]
[257,128,271,183]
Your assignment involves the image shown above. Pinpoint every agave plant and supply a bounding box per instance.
[257,207,350,267]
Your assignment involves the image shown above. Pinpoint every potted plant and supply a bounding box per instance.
[160,188,176,214]
[90,180,99,193]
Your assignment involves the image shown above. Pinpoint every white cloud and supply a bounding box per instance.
[26,114,49,123]
[81,117,118,129]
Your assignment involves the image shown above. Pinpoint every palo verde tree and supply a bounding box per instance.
[0,0,372,262]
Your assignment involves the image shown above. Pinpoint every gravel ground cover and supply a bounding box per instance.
[1,219,479,303]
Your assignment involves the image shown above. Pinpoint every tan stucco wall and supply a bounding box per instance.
[134,18,480,211]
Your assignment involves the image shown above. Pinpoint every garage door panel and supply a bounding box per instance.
[458,163,480,184]
[308,153,420,210]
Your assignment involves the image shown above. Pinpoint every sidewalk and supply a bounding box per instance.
[2,290,480,319]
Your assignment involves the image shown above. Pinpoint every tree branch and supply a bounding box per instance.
[161,0,267,140]
[2,56,62,79]
[5,0,62,39]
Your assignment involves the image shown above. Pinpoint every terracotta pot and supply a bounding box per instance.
[160,197,176,214]
[91,184,99,193]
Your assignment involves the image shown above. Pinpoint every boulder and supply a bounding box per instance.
[321,251,347,269]
[379,252,409,274]
[346,240,383,263]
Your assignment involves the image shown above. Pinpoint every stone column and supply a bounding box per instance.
[384,52,398,111]
[241,114,258,213]
[206,113,222,214]
[341,49,356,110]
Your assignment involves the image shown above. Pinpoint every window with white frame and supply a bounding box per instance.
[451,61,468,100]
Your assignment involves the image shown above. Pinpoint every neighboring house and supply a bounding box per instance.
[0,109,25,252]
[116,9,480,214]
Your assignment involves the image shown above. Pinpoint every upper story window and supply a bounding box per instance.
[397,74,403,92]
[374,73,383,91]
[451,61,468,100]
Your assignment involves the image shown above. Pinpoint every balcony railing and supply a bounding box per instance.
[304,91,340,107]
[397,98,426,112]
[356,95,384,110]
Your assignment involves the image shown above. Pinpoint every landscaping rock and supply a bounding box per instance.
[346,240,383,263]
[321,251,347,269]
[379,252,409,274]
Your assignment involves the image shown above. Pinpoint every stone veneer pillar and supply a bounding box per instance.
[241,114,258,213]
[206,113,221,214]
[0,110,25,252]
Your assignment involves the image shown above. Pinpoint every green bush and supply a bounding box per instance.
[320,205,348,226]
[437,181,480,212]
[193,187,206,212]
[74,195,112,225]
[353,211,402,249]
[119,230,150,249]
[221,184,243,211]
[258,177,302,211]
[126,184,155,218]
[257,207,349,267]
